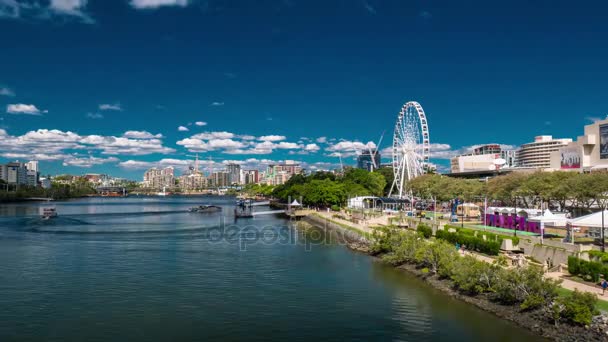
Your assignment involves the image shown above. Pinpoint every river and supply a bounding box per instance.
[0,197,542,341]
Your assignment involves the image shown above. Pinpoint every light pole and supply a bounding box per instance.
[460,196,464,228]
[513,195,517,238]
[602,206,605,253]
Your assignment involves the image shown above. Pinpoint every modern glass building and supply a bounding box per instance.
[357,149,381,172]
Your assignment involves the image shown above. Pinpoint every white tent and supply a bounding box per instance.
[290,199,302,207]
[347,196,378,209]
[569,210,608,228]
[528,209,568,227]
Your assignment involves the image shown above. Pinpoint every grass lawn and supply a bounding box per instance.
[467,224,538,237]
[557,287,608,312]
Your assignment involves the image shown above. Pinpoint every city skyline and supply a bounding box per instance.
[1,0,607,178]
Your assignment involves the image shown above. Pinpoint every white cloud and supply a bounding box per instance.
[6,103,45,115]
[0,87,15,96]
[177,131,312,155]
[190,131,235,140]
[49,0,93,23]
[195,121,207,126]
[86,112,103,119]
[119,158,191,170]
[122,130,163,139]
[130,0,189,9]
[0,0,93,22]
[326,140,376,152]
[239,135,256,140]
[316,137,327,143]
[210,101,224,106]
[208,138,247,149]
[275,142,300,149]
[178,126,189,132]
[258,135,286,142]
[62,155,119,168]
[99,103,123,111]
[0,128,175,158]
[304,143,320,152]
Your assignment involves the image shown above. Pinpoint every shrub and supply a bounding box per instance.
[436,229,501,255]
[451,256,502,295]
[417,223,433,239]
[414,239,457,275]
[330,204,340,212]
[588,250,608,264]
[370,226,398,255]
[567,256,608,283]
[444,225,520,246]
[493,266,561,309]
[557,289,599,326]
[382,231,424,266]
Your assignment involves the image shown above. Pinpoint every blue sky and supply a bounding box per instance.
[0,0,607,179]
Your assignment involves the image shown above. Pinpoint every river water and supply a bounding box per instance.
[0,197,542,341]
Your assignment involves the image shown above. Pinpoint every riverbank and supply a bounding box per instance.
[303,213,608,342]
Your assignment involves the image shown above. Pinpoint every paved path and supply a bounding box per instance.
[546,272,608,299]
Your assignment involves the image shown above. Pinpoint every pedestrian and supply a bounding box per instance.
[602,279,608,295]
[455,242,460,252]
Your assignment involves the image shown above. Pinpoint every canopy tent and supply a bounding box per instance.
[347,196,379,209]
[569,210,608,228]
[528,209,568,227]
[290,199,301,206]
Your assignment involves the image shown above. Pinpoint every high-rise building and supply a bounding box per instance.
[518,136,572,169]
[209,171,230,188]
[142,167,175,189]
[264,161,302,185]
[226,163,241,185]
[178,171,207,190]
[4,162,27,185]
[25,160,40,186]
[242,170,259,185]
[357,149,381,172]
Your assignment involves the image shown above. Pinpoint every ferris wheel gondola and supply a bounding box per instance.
[389,101,431,199]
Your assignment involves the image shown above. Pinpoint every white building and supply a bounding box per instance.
[451,154,499,173]
[518,135,572,169]
[549,118,608,172]
[450,144,517,173]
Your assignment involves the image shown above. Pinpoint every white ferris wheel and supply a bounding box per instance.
[389,101,430,199]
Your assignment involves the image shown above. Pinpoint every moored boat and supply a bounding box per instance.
[41,207,58,220]
[188,205,222,213]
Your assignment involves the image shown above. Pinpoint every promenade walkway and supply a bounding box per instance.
[546,272,608,300]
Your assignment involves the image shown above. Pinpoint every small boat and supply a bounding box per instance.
[188,205,222,213]
[157,187,169,196]
[41,207,58,220]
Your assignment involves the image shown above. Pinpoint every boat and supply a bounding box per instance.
[157,186,169,197]
[235,199,254,218]
[188,205,222,213]
[41,207,58,220]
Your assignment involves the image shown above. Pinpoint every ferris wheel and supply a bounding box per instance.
[389,101,430,199]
